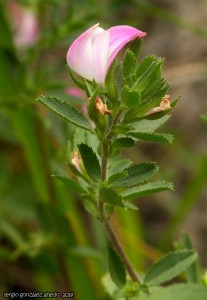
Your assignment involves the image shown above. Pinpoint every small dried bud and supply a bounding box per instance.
[87,96,112,115]
[95,97,112,115]
[71,151,81,173]
[146,95,171,115]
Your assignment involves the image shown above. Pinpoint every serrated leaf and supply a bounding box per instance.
[123,201,139,210]
[132,56,164,101]
[122,181,173,200]
[129,132,173,143]
[123,79,169,123]
[144,250,197,286]
[121,85,140,107]
[113,162,159,188]
[143,284,207,300]
[112,125,134,134]
[78,144,101,182]
[123,49,137,79]
[130,115,170,133]
[99,187,123,207]
[107,245,126,288]
[107,158,132,177]
[52,170,85,193]
[107,171,128,185]
[37,95,92,130]
[112,138,136,148]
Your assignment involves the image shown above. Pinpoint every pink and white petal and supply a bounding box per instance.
[91,30,110,85]
[107,25,146,69]
[66,24,99,81]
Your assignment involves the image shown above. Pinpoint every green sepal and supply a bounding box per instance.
[123,49,137,79]
[105,60,118,101]
[84,79,98,97]
[129,38,143,59]
[122,181,173,200]
[37,95,92,131]
[107,245,126,288]
[112,162,159,188]
[121,85,140,107]
[78,143,101,182]
[66,65,86,91]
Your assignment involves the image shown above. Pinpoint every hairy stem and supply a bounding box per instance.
[98,142,140,284]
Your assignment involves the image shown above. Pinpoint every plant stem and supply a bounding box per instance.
[98,142,140,284]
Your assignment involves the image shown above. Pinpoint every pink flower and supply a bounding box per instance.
[66,23,146,86]
[8,1,39,47]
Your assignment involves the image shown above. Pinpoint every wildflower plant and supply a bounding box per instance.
[37,24,207,299]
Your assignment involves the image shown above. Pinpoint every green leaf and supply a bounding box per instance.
[128,132,173,143]
[181,234,198,283]
[112,138,136,148]
[99,187,123,207]
[107,245,126,288]
[143,284,207,300]
[107,171,128,185]
[144,250,197,286]
[37,95,92,130]
[107,158,132,177]
[113,162,159,188]
[133,56,163,93]
[123,49,137,79]
[130,115,170,133]
[52,170,85,193]
[121,86,140,107]
[78,144,101,182]
[122,181,173,200]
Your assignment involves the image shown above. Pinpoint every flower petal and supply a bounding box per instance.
[91,30,110,85]
[66,24,99,81]
[107,25,146,68]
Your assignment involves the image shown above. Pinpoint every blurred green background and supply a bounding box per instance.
[0,0,207,298]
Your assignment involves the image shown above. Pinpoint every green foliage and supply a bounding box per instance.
[142,284,207,300]
[122,181,173,200]
[128,132,173,143]
[52,169,86,193]
[123,49,137,79]
[144,250,197,286]
[78,143,101,182]
[121,85,140,107]
[107,245,126,288]
[100,186,123,207]
[112,162,159,188]
[37,95,92,130]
